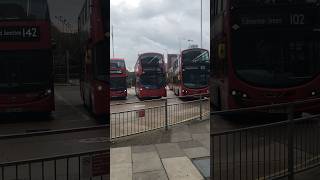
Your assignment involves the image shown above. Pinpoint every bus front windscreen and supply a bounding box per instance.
[233,32,320,88]
[140,74,166,89]
[140,55,163,66]
[0,51,51,93]
[183,68,209,89]
[110,77,127,90]
[111,60,125,69]
[182,49,209,65]
[0,0,49,20]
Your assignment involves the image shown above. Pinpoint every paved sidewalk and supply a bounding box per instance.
[111,120,210,180]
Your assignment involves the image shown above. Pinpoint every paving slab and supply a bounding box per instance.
[111,147,132,165]
[178,140,203,149]
[155,143,185,158]
[133,170,168,180]
[162,156,204,180]
[132,151,163,173]
[111,163,132,180]
[183,147,210,159]
[192,133,210,150]
[171,131,193,142]
[132,145,157,153]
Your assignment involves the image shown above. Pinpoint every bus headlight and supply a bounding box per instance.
[97,86,103,91]
[40,89,52,97]
[182,89,188,95]
[231,90,249,99]
[311,90,320,96]
[47,89,52,94]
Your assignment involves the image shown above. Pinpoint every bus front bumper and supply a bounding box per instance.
[0,95,54,113]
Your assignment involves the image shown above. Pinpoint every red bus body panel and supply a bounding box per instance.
[137,88,167,99]
[135,52,167,99]
[0,19,54,113]
[79,0,107,116]
[173,48,209,98]
[91,80,108,115]
[110,58,127,98]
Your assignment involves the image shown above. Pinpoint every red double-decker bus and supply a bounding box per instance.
[172,48,210,97]
[110,58,127,99]
[79,0,108,116]
[211,0,320,112]
[135,53,167,99]
[0,0,54,114]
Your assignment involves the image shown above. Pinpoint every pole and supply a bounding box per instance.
[200,94,203,121]
[287,105,294,180]
[112,25,115,58]
[179,38,182,53]
[165,99,168,131]
[201,0,203,48]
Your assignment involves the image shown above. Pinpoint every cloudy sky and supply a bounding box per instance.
[48,0,85,31]
[111,0,210,71]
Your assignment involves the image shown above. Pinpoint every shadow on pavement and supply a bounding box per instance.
[0,112,54,124]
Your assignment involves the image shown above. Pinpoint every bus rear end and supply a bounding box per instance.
[177,48,210,97]
[110,58,127,99]
[0,0,54,114]
[135,53,167,99]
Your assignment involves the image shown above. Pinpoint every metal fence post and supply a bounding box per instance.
[200,94,203,121]
[165,99,168,130]
[287,105,294,180]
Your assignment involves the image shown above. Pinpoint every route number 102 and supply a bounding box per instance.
[290,14,305,25]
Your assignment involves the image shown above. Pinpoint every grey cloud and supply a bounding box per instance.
[111,0,210,71]
[48,0,85,29]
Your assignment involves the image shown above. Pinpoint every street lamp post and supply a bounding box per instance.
[163,49,169,63]
[200,0,203,48]
[112,25,115,58]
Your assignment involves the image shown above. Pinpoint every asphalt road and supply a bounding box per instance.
[0,85,108,162]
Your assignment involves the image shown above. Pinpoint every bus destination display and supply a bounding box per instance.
[0,27,40,41]
[239,14,309,26]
